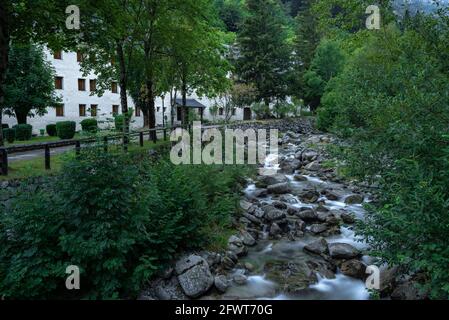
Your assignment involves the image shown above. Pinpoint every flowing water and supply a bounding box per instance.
[215,139,372,300]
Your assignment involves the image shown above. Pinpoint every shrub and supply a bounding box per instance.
[80,118,98,133]
[13,124,32,141]
[56,121,76,140]
[0,149,253,299]
[46,124,57,137]
[2,128,15,143]
[251,102,272,119]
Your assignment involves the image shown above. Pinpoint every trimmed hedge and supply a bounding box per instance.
[13,124,33,141]
[56,121,76,140]
[2,128,15,143]
[46,124,57,137]
[80,118,98,132]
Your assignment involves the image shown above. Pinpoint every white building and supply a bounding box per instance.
[2,50,252,135]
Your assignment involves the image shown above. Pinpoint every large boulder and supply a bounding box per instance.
[340,259,367,279]
[391,281,427,300]
[299,190,320,203]
[328,243,361,260]
[295,208,318,222]
[240,231,256,246]
[176,255,214,298]
[304,238,329,255]
[256,174,288,188]
[267,182,291,195]
[280,158,301,174]
[214,275,229,293]
[304,161,321,172]
[309,223,329,235]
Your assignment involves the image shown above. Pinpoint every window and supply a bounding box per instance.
[157,107,160,113]
[56,104,64,117]
[112,105,119,116]
[111,82,118,93]
[89,79,97,92]
[79,104,86,117]
[77,51,84,62]
[163,107,167,113]
[219,108,224,116]
[54,51,62,60]
[90,105,98,117]
[135,107,141,117]
[232,108,236,116]
[78,79,86,91]
[55,76,63,89]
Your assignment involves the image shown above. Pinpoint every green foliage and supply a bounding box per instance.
[272,101,299,119]
[251,102,273,120]
[319,16,449,299]
[0,149,252,299]
[1,124,8,129]
[46,124,57,137]
[236,0,293,104]
[2,128,15,143]
[80,118,98,133]
[13,124,32,141]
[214,0,247,32]
[1,43,60,124]
[303,39,345,111]
[56,121,76,140]
[114,109,133,132]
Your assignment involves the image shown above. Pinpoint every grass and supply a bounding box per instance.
[1,140,170,181]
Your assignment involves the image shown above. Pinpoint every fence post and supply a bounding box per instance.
[152,130,157,143]
[75,141,81,156]
[0,148,8,176]
[103,136,108,152]
[163,128,167,141]
[139,132,144,147]
[45,145,51,170]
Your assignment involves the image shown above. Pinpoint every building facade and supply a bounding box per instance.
[2,50,251,134]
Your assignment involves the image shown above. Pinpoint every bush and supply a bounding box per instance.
[0,149,253,299]
[46,124,57,137]
[252,102,273,119]
[80,118,98,133]
[13,124,32,141]
[2,128,15,143]
[56,121,76,140]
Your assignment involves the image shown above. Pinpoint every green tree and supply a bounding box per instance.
[1,43,60,124]
[236,0,293,106]
[292,0,320,98]
[214,0,247,32]
[0,0,68,145]
[303,39,344,111]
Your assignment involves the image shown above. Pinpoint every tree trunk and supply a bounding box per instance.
[15,111,27,124]
[181,72,188,126]
[0,2,10,146]
[146,80,156,140]
[116,41,129,150]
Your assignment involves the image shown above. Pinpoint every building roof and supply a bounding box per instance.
[175,98,207,109]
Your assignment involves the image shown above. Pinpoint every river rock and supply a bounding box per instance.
[269,222,282,236]
[299,190,320,203]
[280,158,301,174]
[241,212,262,225]
[240,200,253,211]
[341,212,356,224]
[304,161,321,171]
[233,274,248,286]
[340,259,367,279]
[304,238,329,255]
[293,175,308,182]
[253,189,268,198]
[176,255,214,298]
[267,182,291,195]
[344,194,364,205]
[295,208,318,222]
[328,243,361,260]
[391,281,426,300]
[214,275,229,293]
[257,174,288,188]
[279,194,299,204]
[272,201,288,210]
[322,189,340,201]
[263,206,286,221]
[240,231,256,247]
[244,262,255,272]
[300,150,319,162]
[309,223,329,235]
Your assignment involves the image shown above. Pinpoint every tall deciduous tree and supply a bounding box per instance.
[236,0,293,106]
[1,43,60,124]
[0,0,68,145]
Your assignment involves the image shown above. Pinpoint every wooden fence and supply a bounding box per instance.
[0,127,169,176]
